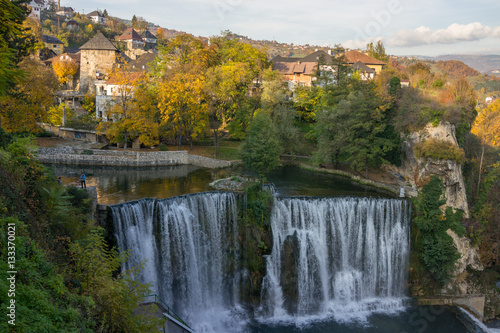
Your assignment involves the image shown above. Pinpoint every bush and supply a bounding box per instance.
[414,138,465,163]
[158,143,168,151]
[413,176,464,286]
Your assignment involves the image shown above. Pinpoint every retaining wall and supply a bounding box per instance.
[37,147,239,169]
[418,295,485,321]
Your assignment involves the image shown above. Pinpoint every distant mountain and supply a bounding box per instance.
[419,54,500,76]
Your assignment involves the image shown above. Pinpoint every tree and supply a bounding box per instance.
[471,100,500,194]
[157,71,208,149]
[366,40,389,62]
[315,81,397,176]
[413,176,464,286]
[0,57,60,132]
[0,0,36,97]
[52,58,79,86]
[240,112,281,182]
[97,69,159,148]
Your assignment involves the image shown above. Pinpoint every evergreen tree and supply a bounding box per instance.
[240,112,281,182]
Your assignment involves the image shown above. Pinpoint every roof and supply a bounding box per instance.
[139,30,157,40]
[42,35,64,44]
[129,52,157,70]
[66,19,78,25]
[117,28,143,42]
[32,0,44,6]
[46,53,81,64]
[80,32,117,51]
[300,50,333,64]
[87,10,104,18]
[273,62,317,75]
[64,47,80,54]
[352,61,375,73]
[271,55,301,63]
[344,50,386,65]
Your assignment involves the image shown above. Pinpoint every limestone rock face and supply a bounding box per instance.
[395,122,469,217]
[443,230,484,295]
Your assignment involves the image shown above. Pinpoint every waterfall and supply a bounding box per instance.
[261,196,411,321]
[111,193,411,331]
[111,192,243,332]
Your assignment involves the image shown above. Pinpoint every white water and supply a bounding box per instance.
[112,192,243,332]
[260,197,411,323]
[112,194,411,332]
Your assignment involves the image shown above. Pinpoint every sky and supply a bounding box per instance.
[65,0,500,56]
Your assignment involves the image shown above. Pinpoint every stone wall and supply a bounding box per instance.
[418,296,485,321]
[37,147,239,169]
[37,147,189,166]
[80,49,119,94]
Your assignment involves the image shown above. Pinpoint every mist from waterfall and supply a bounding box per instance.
[111,193,411,332]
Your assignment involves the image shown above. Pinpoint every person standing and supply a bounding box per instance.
[80,173,86,189]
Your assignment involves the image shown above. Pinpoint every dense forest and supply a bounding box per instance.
[1,0,500,329]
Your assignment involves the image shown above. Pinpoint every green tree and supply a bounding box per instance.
[240,112,281,182]
[0,0,36,97]
[413,176,464,286]
[366,40,389,62]
[315,82,396,176]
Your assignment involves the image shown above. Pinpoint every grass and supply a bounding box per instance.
[178,140,242,160]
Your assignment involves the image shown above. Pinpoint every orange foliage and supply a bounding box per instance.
[52,60,79,83]
[436,60,479,78]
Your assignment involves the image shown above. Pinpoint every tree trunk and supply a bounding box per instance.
[123,132,128,150]
[477,144,485,196]
[213,128,219,158]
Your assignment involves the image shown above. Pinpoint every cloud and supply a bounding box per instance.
[388,22,500,47]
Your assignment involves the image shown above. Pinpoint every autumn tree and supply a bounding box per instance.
[52,59,79,87]
[0,57,60,132]
[97,68,159,148]
[157,71,208,149]
[471,100,500,194]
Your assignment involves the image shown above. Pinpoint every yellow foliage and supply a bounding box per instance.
[52,59,79,83]
[472,100,500,147]
[157,71,208,142]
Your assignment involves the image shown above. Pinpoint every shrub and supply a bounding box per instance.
[414,138,465,163]
[158,143,168,151]
[413,176,464,286]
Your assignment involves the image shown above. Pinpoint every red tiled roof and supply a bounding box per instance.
[344,50,386,65]
[117,28,143,41]
[273,62,317,75]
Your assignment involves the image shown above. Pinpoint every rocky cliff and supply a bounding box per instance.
[394,122,470,217]
[396,123,484,297]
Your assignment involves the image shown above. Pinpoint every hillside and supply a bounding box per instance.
[430,54,500,76]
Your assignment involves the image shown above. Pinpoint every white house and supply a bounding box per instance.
[87,10,106,24]
[29,0,45,21]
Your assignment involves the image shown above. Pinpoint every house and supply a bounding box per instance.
[272,49,387,89]
[117,28,145,50]
[352,61,376,80]
[95,53,155,120]
[79,32,121,93]
[344,50,386,74]
[400,79,410,88]
[42,35,64,55]
[66,19,79,31]
[139,30,158,50]
[56,6,74,18]
[28,0,45,21]
[87,10,106,24]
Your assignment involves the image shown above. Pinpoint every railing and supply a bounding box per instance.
[144,294,194,332]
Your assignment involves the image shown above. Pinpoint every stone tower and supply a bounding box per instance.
[79,32,120,94]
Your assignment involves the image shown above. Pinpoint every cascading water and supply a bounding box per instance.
[111,193,411,332]
[260,196,411,323]
[111,192,244,332]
